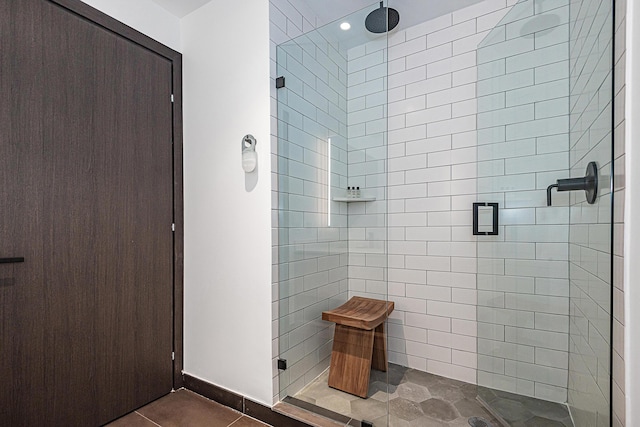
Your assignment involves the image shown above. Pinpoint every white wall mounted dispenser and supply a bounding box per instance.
[241,134,257,173]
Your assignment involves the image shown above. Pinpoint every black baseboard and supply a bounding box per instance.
[183,373,244,412]
[182,373,312,427]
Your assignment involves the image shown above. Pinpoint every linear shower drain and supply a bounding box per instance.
[468,417,494,427]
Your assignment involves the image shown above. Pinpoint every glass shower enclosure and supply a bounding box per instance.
[274,3,390,425]
[474,0,613,425]
[273,0,614,426]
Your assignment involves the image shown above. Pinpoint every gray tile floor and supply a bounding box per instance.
[294,364,500,426]
[478,387,573,427]
[292,364,573,427]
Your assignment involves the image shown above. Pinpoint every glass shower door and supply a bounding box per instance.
[474,0,613,426]
[274,3,390,425]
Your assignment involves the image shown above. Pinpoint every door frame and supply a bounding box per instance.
[48,0,185,389]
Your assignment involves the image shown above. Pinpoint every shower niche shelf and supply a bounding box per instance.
[332,197,376,202]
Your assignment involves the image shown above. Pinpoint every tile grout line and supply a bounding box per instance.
[226,414,246,427]
[134,411,163,427]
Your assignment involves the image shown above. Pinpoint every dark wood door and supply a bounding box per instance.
[0,1,175,425]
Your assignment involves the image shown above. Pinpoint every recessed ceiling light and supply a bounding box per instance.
[340,22,351,31]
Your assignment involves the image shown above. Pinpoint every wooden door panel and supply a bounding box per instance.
[0,1,47,425]
[1,1,175,425]
[41,3,102,423]
[87,25,174,424]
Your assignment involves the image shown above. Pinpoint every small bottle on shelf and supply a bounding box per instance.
[347,186,352,198]
[356,187,361,198]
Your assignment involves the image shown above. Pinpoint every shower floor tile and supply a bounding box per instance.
[477,387,573,427]
[292,364,574,427]
[292,363,501,426]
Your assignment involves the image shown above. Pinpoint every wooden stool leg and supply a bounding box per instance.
[327,324,375,398]
[371,322,387,372]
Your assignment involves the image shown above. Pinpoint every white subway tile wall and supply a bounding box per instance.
[344,11,392,358]
[343,0,576,401]
[473,0,574,403]
[271,0,620,416]
[276,26,351,394]
[269,0,350,403]
[346,0,496,383]
[567,0,614,425]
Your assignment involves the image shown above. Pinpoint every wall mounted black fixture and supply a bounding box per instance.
[277,359,287,370]
[547,161,598,206]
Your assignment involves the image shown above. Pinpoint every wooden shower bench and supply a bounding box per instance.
[322,296,395,398]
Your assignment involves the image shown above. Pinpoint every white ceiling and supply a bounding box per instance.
[151,0,212,18]
[278,0,489,51]
[303,0,487,30]
[152,0,487,27]
[150,0,488,46]
[149,0,490,53]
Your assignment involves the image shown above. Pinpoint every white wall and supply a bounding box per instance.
[79,0,181,51]
[181,0,274,405]
[625,0,640,423]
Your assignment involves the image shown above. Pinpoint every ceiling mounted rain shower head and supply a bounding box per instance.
[365,1,400,34]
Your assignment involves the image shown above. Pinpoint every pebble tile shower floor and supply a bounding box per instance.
[293,363,572,426]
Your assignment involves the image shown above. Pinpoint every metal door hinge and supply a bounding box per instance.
[172,223,175,232]
[172,352,175,361]
[171,94,174,103]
